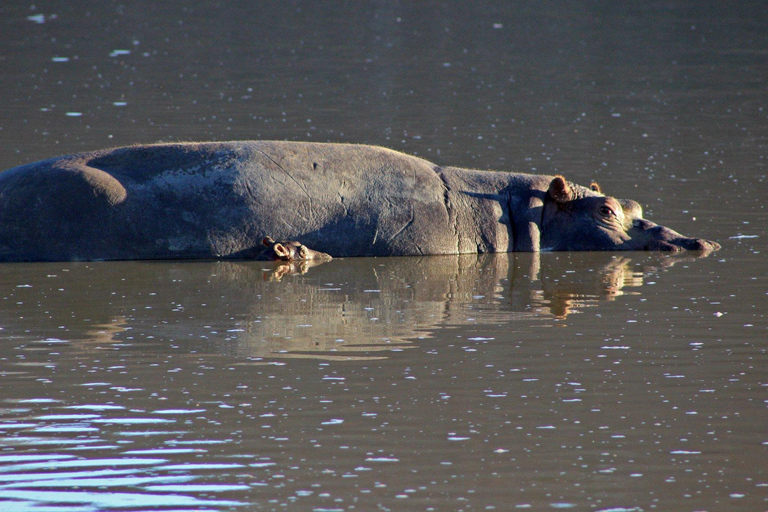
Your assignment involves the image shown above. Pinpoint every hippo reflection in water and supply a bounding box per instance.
[0,253,691,359]
[0,141,719,261]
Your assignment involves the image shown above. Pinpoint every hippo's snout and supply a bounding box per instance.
[631,219,720,253]
[676,237,721,252]
[645,237,721,253]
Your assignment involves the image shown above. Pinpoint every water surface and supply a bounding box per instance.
[0,2,766,511]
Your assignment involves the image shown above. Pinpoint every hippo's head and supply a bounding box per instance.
[538,176,720,253]
[256,237,333,261]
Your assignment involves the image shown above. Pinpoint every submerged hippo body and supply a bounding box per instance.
[0,141,719,261]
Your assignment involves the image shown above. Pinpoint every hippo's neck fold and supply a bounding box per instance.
[436,167,541,253]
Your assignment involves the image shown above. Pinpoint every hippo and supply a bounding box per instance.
[256,236,332,261]
[0,141,719,261]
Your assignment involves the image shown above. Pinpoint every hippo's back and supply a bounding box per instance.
[0,141,455,261]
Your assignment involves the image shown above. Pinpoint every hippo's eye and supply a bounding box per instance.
[599,205,616,218]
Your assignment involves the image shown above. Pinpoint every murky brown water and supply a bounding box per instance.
[1,2,766,511]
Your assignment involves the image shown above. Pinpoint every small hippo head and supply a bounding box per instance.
[256,237,332,261]
[539,176,721,253]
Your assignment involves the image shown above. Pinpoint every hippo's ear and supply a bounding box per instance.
[548,175,573,204]
[590,181,602,194]
[262,236,275,247]
[273,243,290,258]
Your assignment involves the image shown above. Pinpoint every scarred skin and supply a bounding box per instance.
[0,141,720,261]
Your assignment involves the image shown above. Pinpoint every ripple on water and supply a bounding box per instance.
[91,418,176,424]
[151,408,207,414]
[121,448,208,455]
[0,490,246,509]
[0,468,134,483]
[0,444,251,510]
[35,414,100,420]
[0,454,75,464]
[0,458,168,474]
[0,437,106,447]
[158,463,245,471]
[0,475,196,488]
[63,405,126,411]
[143,484,252,492]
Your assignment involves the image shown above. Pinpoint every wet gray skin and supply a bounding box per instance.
[0,141,720,261]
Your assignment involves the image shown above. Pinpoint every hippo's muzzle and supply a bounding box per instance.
[630,219,721,253]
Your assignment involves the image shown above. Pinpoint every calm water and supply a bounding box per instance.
[0,2,766,511]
